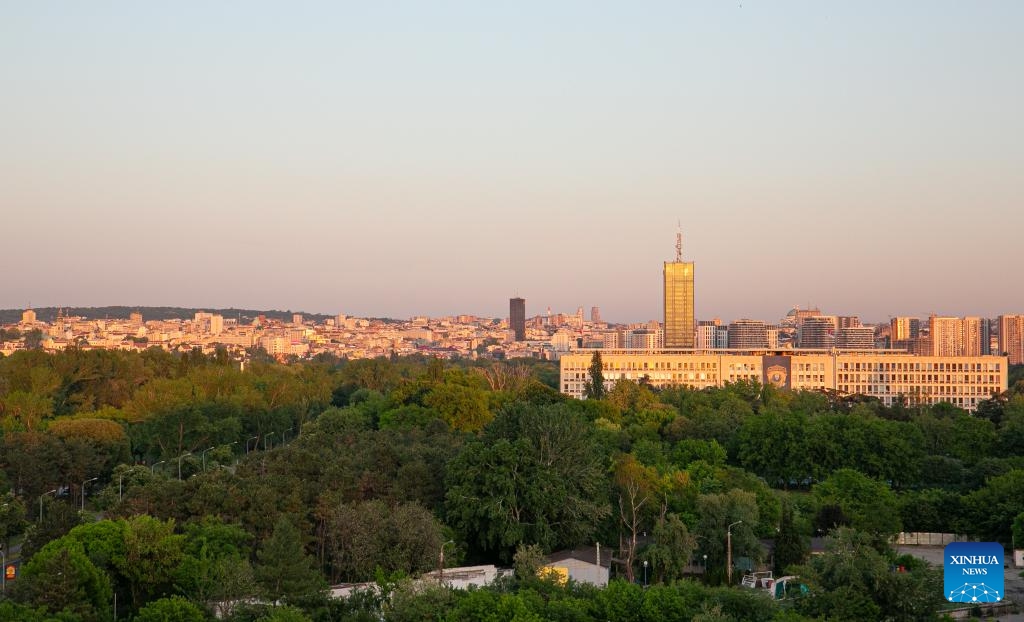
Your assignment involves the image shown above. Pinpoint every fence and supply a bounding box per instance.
[894,532,972,546]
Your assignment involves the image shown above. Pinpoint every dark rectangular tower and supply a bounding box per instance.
[510,297,526,341]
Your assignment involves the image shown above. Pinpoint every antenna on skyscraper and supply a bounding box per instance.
[675,221,683,262]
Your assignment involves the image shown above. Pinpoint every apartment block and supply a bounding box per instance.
[560,350,1007,411]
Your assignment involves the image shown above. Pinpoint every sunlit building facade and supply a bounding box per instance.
[560,350,1007,411]
[728,319,770,349]
[929,315,984,357]
[999,315,1024,365]
[663,261,695,348]
[836,326,876,350]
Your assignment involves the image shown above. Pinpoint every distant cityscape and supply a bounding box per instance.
[2,237,1021,413]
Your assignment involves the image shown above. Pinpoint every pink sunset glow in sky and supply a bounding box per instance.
[2,2,1022,324]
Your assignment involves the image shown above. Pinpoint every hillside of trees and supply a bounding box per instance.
[0,307,338,325]
[1,347,1022,621]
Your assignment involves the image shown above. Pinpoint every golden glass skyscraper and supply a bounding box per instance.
[664,232,694,348]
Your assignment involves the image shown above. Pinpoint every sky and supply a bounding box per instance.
[2,2,1022,324]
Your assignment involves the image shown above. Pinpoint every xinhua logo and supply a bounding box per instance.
[944,542,1003,603]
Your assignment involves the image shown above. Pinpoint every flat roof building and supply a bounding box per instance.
[560,350,1007,412]
[999,315,1024,365]
[510,298,526,342]
[836,326,876,350]
[728,319,770,349]
[664,232,695,348]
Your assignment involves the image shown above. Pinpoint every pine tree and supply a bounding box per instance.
[255,516,325,603]
[584,351,605,400]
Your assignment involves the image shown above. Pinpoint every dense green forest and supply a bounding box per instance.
[0,347,1022,621]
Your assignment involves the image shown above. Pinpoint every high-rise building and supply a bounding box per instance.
[890,317,921,347]
[782,306,823,328]
[696,319,721,350]
[510,297,526,341]
[728,319,770,349]
[929,315,983,357]
[591,307,601,323]
[627,328,663,350]
[716,325,730,348]
[21,308,36,324]
[664,232,695,348]
[836,326,875,350]
[836,316,861,329]
[799,316,837,349]
[998,315,1024,365]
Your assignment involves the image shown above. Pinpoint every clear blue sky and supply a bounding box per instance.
[2,2,1022,323]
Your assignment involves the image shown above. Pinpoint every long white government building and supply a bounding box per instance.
[559,349,1008,411]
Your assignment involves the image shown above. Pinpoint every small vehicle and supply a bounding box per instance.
[741,572,808,600]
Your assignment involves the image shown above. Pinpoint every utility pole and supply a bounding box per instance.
[727,520,743,585]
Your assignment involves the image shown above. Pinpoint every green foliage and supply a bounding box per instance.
[0,349,1011,620]
[794,527,943,621]
[738,409,810,486]
[898,489,964,533]
[0,492,27,550]
[422,383,491,432]
[21,497,83,560]
[12,539,112,622]
[962,469,1024,544]
[445,403,610,559]
[642,513,697,583]
[319,498,444,582]
[255,515,325,603]
[813,469,901,543]
[513,542,546,581]
[258,606,313,622]
[584,351,605,400]
[695,489,760,579]
[116,516,186,610]
[134,596,208,622]
[774,502,809,574]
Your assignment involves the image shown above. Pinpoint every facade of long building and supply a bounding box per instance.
[560,350,1008,411]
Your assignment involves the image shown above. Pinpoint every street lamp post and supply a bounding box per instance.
[151,460,166,475]
[177,452,192,480]
[200,446,215,472]
[246,436,258,454]
[220,440,239,466]
[118,468,140,502]
[642,559,648,587]
[81,477,98,512]
[438,540,454,585]
[727,520,743,585]
[39,489,57,522]
[702,554,708,581]
[1,547,5,592]
[282,427,294,444]
[264,432,275,451]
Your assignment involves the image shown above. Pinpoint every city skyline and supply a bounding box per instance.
[3,3,1023,321]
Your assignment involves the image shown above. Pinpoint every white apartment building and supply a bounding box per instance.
[560,350,1008,411]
